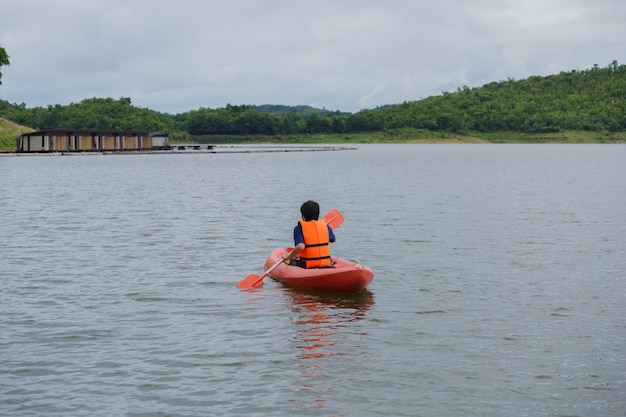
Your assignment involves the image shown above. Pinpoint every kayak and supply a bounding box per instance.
[263,247,374,292]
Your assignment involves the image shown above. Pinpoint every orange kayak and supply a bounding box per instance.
[264,247,374,292]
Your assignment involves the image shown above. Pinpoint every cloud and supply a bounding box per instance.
[1,0,624,114]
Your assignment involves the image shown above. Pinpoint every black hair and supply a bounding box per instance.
[300,200,320,221]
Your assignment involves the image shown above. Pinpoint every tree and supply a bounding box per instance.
[0,45,9,85]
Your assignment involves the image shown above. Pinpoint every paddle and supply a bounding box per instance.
[236,258,283,289]
[323,208,344,230]
[236,209,344,289]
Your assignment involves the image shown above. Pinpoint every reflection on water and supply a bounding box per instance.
[283,288,375,412]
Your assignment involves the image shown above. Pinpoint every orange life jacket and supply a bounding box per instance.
[299,220,331,268]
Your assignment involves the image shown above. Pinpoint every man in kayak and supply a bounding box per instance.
[282,200,336,268]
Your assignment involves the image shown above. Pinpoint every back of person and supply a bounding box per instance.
[299,219,332,268]
[283,200,336,268]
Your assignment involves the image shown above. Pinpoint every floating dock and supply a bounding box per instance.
[15,129,170,153]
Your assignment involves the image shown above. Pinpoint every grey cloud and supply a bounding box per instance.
[1,0,624,114]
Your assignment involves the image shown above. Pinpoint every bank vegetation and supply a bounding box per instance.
[1,62,625,150]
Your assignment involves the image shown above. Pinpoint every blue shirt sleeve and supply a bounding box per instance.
[294,224,304,245]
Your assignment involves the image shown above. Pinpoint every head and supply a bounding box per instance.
[300,200,320,221]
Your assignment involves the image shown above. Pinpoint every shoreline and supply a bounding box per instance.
[1,133,625,155]
[0,145,358,157]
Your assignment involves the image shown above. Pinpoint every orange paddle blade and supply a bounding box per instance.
[237,273,264,288]
[323,208,344,230]
[237,258,284,288]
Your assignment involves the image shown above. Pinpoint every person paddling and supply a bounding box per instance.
[282,200,336,268]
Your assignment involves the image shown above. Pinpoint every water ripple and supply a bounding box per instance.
[1,147,625,416]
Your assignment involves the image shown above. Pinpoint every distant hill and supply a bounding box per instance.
[0,61,624,146]
[373,61,625,133]
[251,104,351,117]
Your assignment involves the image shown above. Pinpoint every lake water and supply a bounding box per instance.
[1,144,624,417]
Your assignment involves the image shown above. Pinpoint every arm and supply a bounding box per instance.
[283,224,306,261]
[282,243,305,261]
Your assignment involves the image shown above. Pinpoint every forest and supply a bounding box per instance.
[0,61,624,146]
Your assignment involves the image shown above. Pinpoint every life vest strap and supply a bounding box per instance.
[299,255,331,261]
[305,242,329,248]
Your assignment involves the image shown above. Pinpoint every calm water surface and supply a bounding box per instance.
[1,145,625,416]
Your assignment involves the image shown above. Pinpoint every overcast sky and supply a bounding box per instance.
[1,0,624,114]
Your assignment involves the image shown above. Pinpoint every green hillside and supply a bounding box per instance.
[374,61,625,134]
[1,61,625,149]
[0,117,33,150]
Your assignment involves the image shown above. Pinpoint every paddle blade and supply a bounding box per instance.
[237,273,265,288]
[237,259,283,289]
[323,208,344,230]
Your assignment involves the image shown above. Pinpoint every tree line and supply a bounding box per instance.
[0,61,624,137]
